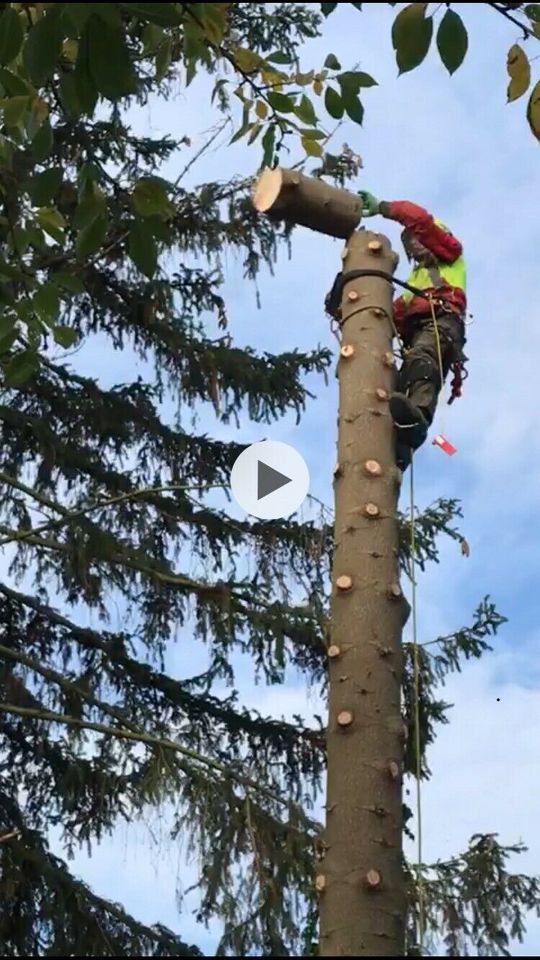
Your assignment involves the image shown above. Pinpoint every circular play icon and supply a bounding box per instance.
[230,440,310,520]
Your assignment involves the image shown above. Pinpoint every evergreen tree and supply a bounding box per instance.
[0,3,538,956]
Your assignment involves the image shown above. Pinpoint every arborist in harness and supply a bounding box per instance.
[357,192,467,471]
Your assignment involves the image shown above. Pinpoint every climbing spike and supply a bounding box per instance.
[336,574,353,591]
[337,710,354,728]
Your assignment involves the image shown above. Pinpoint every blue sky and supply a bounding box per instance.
[37,3,540,954]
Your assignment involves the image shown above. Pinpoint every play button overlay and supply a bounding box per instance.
[258,460,291,500]
[231,440,310,520]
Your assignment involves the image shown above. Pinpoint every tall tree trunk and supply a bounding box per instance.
[318,230,406,956]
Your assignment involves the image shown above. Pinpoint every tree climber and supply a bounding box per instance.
[358,191,467,472]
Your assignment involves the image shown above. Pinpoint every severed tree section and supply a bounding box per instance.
[252,167,363,239]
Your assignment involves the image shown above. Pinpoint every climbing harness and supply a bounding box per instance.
[325,267,469,405]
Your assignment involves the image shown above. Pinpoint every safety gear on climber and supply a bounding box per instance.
[391,313,465,467]
[378,201,466,334]
[357,190,381,217]
[378,199,467,467]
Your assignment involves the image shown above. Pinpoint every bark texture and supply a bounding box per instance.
[318,231,406,956]
[252,167,363,239]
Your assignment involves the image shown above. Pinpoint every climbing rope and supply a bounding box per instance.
[409,455,425,952]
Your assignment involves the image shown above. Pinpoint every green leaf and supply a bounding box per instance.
[53,272,86,293]
[301,136,323,157]
[155,37,172,82]
[0,67,32,96]
[247,122,261,145]
[342,92,364,125]
[129,219,157,278]
[0,325,18,355]
[53,326,79,348]
[27,168,63,206]
[132,177,173,219]
[23,10,64,84]
[392,3,433,75]
[338,70,377,94]
[122,3,182,26]
[64,4,93,32]
[267,91,295,114]
[295,94,317,125]
[324,53,341,70]
[59,70,96,118]
[436,9,468,75]
[2,95,30,127]
[26,225,47,252]
[266,51,292,65]
[506,44,531,103]
[86,16,138,99]
[525,4,540,21]
[527,78,540,140]
[300,129,326,140]
[262,123,276,167]
[325,86,344,120]
[0,7,24,66]
[36,206,65,244]
[230,121,251,145]
[76,213,108,258]
[355,71,377,88]
[3,349,39,386]
[31,118,54,162]
[73,183,107,232]
[33,283,60,325]
[321,2,337,15]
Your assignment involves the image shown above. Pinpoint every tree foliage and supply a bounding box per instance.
[0,2,538,956]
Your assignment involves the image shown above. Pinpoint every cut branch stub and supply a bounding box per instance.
[336,574,353,592]
[364,502,380,519]
[337,710,354,728]
[316,874,327,893]
[253,167,363,239]
[382,351,395,368]
[328,645,341,659]
[387,583,402,601]
[365,869,382,890]
[375,387,389,401]
[347,290,359,302]
[333,462,342,478]
[364,459,382,477]
[368,239,382,254]
[388,761,400,781]
[340,344,355,359]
